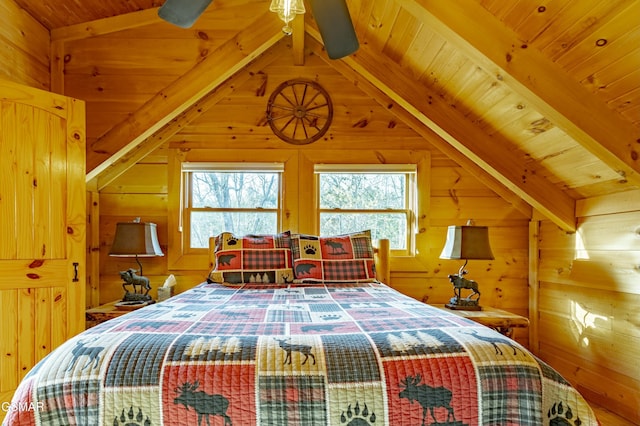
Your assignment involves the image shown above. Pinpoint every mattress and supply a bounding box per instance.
[3,280,599,425]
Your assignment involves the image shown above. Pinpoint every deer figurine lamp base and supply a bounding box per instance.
[445,260,482,311]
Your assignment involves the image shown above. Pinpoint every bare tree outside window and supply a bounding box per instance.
[188,171,280,248]
[318,172,413,250]
[183,164,416,253]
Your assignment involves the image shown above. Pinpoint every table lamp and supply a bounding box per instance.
[439,220,494,311]
[109,218,164,303]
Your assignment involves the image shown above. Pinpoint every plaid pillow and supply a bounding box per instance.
[290,230,376,282]
[208,231,294,284]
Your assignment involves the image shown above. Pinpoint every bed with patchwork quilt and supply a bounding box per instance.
[4,231,599,425]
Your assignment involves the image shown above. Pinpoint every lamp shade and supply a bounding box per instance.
[439,225,494,260]
[109,222,164,257]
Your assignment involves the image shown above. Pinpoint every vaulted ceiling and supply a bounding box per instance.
[13,0,640,232]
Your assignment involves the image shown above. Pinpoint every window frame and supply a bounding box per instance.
[314,164,418,256]
[168,149,429,272]
[181,162,285,253]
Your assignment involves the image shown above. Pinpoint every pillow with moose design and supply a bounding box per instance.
[290,230,376,283]
[208,231,294,284]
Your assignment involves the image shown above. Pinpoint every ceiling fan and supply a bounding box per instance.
[157,0,359,59]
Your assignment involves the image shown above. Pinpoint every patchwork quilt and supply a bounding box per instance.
[4,281,598,426]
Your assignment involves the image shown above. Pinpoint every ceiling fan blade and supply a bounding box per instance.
[308,0,359,60]
[158,0,214,28]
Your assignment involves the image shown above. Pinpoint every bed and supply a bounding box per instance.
[4,231,599,425]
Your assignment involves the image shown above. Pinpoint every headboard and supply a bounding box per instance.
[373,238,390,283]
[208,236,390,284]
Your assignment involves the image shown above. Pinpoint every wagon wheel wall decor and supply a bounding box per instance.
[266,79,333,145]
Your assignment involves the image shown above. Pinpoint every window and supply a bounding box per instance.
[315,164,417,254]
[182,163,283,249]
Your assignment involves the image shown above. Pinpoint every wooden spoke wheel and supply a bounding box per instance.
[266,79,333,145]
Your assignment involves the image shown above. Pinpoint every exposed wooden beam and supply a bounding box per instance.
[407,0,640,186]
[91,40,287,191]
[292,13,305,65]
[86,11,284,181]
[51,8,163,42]
[306,36,532,218]
[308,28,575,231]
[87,190,100,308]
[528,220,540,355]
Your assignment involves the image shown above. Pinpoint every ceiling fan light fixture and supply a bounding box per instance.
[270,0,305,36]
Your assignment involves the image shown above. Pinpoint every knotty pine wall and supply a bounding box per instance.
[44,11,528,351]
[533,191,640,423]
[1,0,636,421]
[3,6,634,421]
[83,37,637,420]
[79,72,640,426]
[98,149,531,349]
[87,40,531,346]
[0,0,49,90]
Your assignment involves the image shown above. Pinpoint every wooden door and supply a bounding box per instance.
[0,79,85,414]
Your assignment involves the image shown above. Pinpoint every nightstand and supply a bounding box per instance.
[431,304,529,338]
[85,300,152,328]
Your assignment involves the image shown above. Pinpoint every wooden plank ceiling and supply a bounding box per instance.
[13,0,640,231]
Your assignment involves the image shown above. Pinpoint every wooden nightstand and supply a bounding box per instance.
[431,304,529,338]
[85,300,152,328]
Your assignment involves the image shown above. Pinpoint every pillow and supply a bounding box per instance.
[290,230,376,282]
[208,231,294,284]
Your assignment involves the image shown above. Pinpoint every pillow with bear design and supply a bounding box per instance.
[290,230,376,282]
[208,231,294,284]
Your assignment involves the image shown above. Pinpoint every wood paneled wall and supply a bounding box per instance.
[0,0,49,90]
[394,155,531,345]
[535,190,640,423]
[97,146,531,349]
[3,0,636,421]
[80,35,535,347]
[98,147,171,303]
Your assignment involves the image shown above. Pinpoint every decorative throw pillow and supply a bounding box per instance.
[208,231,294,284]
[290,230,376,282]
